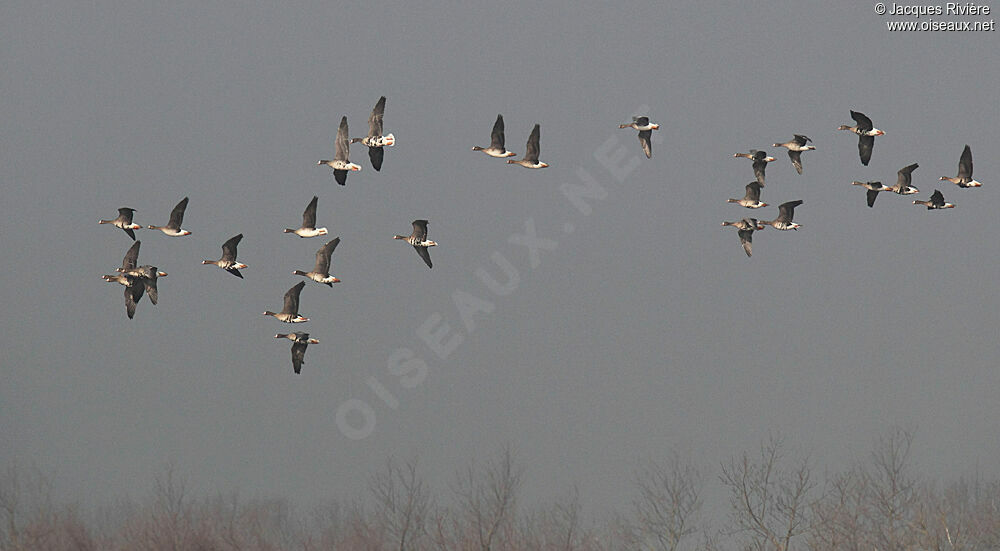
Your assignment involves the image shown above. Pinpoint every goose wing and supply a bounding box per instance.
[745,182,762,202]
[778,200,803,222]
[221,234,242,262]
[334,116,350,162]
[120,241,141,272]
[282,281,306,315]
[490,114,506,150]
[638,129,652,159]
[958,145,973,180]
[314,237,340,275]
[524,124,541,163]
[850,110,874,132]
[302,196,319,229]
[368,96,385,138]
[858,134,874,166]
[167,197,188,230]
[788,150,803,174]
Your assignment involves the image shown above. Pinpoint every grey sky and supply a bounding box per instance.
[2,1,999,515]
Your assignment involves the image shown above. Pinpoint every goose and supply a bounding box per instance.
[939,145,982,188]
[350,96,394,171]
[284,196,329,238]
[472,114,516,158]
[760,200,803,230]
[105,265,167,316]
[293,237,341,286]
[275,332,320,374]
[507,124,549,168]
[318,116,362,185]
[124,265,167,305]
[263,281,309,323]
[619,116,660,159]
[888,163,920,195]
[721,218,764,257]
[394,220,436,269]
[734,150,776,186]
[202,234,247,278]
[773,135,814,174]
[913,189,955,209]
[852,181,893,207]
[727,182,768,208]
[838,110,884,166]
[147,197,192,236]
[99,207,141,240]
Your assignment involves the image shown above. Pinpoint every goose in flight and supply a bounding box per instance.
[263,281,309,323]
[202,234,248,278]
[939,145,982,188]
[284,196,329,238]
[619,116,660,159]
[727,182,767,209]
[721,218,764,257]
[734,150,775,186]
[507,124,549,168]
[472,114,516,158]
[319,116,362,185]
[99,207,141,240]
[293,237,342,286]
[851,180,893,207]
[913,189,955,209]
[760,200,803,230]
[394,219,436,269]
[888,163,920,195]
[773,135,815,174]
[147,197,192,236]
[275,332,320,374]
[838,110,884,166]
[351,96,395,171]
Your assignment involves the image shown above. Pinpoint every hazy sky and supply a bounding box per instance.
[2,1,999,515]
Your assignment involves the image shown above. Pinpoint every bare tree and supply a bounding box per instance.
[628,454,703,551]
[719,434,816,551]
[453,445,523,551]
[864,427,917,551]
[368,456,431,551]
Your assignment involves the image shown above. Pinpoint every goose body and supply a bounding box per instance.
[760,200,803,230]
[293,237,342,286]
[734,150,775,186]
[285,196,329,237]
[275,332,320,374]
[721,218,764,257]
[472,114,516,158]
[913,189,955,209]
[619,116,660,158]
[727,181,767,209]
[507,124,549,168]
[773,135,814,174]
[350,96,395,171]
[263,281,309,323]
[852,181,892,207]
[319,116,362,185]
[939,145,982,188]
[394,220,436,269]
[838,110,884,166]
[147,197,192,236]
[889,163,920,195]
[202,233,247,278]
[99,207,141,240]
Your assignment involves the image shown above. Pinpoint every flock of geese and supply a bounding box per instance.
[720,110,981,257]
[100,101,984,371]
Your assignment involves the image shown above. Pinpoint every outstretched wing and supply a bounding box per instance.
[414,245,433,269]
[120,241,141,272]
[221,234,242,262]
[788,150,803,174]
[290,341,307,374]
[858,135,874,166]
[638,130,652,159]
[167,197,189,229]
[737,228,753,257]
[411,220,429,242]
[958,145,973,179]
[490,114,506,150]
[125,283,144,319]
[333,169,347,186]
[314,237,340,275]
[368,146,384,172]
[850,110,874,132]
[866,189,879,208]
[282,281,306,315]
[368,96,386,138]
[302,196,319,229]
[778,200,803,222]
[897,163,919,187]
[524,124,541,163]
[745,182,762,202]
[335,116,350,162]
